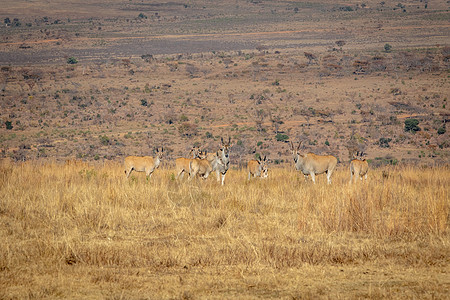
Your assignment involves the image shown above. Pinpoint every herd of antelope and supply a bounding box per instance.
[124,138,369,185]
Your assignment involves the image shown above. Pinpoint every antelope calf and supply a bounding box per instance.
[247,155,268,180]
[350,151,369,184]
[175,146,202,179]
[290,141,337,184]
[124,147,164,180]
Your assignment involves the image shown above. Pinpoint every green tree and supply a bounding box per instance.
[404,118,420,133]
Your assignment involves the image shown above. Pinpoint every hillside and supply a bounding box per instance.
[0,0,449,166]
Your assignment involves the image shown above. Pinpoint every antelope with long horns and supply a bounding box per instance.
[290,141,337,184]
[247,155,268,180]
[204,137,232,185]
[350,151,369,184]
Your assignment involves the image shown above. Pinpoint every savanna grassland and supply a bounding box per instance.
[0,0,449,298]
[0,160,449,299]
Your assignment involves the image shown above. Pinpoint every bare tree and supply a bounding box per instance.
[269,112,284,134]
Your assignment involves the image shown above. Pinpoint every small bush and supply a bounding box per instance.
[378,137,392,148]
[404,118,420,133]
[99,135,110,146]
[384,43,392,53]
[178,123,197,137]
[67,57,78,64]
[5,121,13,130]
[180,114,189,122]
[437,127,446,135]
[275,133,289,142]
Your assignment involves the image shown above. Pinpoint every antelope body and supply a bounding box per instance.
[175,147,201,179]
[350,151,369,183]
[124,148,164,180]
[247,156,268,180]
[189,158,213,180]
[290,142,337,184]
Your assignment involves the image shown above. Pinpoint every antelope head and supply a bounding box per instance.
[189,146,201,159]
[156,147,164,160]
[290,141,302,164]
[198,149,208,159]
[259,155,268,178]
[353,151,366,161]
[220,137,233,162]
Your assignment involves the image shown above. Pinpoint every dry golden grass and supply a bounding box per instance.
[0,160,449,299]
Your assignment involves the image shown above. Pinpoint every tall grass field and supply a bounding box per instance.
[0,160,448,299]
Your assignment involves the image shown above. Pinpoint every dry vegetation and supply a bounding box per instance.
[0,160,449,298]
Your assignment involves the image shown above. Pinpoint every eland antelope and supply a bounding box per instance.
[350,151,369,184]
[124,147,164,180]
[290,141,337,184]
[204,137,232,185]
[247,155,268,180]
[175,146,202,179]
